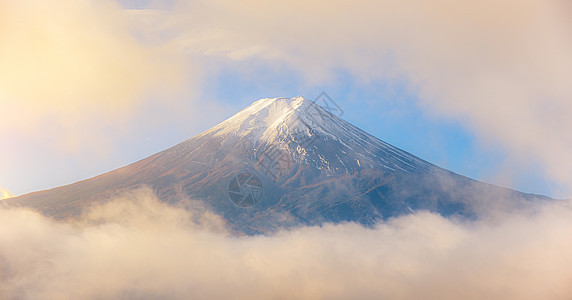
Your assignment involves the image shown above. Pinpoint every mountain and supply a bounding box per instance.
[5,97,549,234]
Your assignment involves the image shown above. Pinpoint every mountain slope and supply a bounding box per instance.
[5,97,549,233]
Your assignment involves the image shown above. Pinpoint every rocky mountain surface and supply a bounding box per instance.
[5,97,549,234]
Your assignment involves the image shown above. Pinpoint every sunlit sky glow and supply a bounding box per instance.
[1,0,571,198]
[0,188,12,200]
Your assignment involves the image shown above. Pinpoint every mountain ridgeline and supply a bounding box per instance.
[5,97,549,234]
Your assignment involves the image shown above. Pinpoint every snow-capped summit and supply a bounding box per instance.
[206,96,310,140]
[187,96,436,176]
[6,96,550,234]
[208,96,353,142]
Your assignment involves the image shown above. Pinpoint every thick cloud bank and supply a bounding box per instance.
[1,188,572,299]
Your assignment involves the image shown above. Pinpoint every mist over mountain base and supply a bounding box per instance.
[1,187,572,300]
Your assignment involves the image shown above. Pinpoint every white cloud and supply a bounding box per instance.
[3,2,571,297]
[1,188,572,299]
[0,0,185,153]
[133,0,572,192]
[3,0,571,195]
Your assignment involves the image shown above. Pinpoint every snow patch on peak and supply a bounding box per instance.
[237,97,305,116]
[208,96,310,140]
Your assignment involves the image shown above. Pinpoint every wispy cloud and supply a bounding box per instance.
[0,0,185,153]
[3,0,571,195]
[132,0,572,192]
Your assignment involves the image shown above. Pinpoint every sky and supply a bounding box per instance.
[1,0,572,199]
[3,1,572,298]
